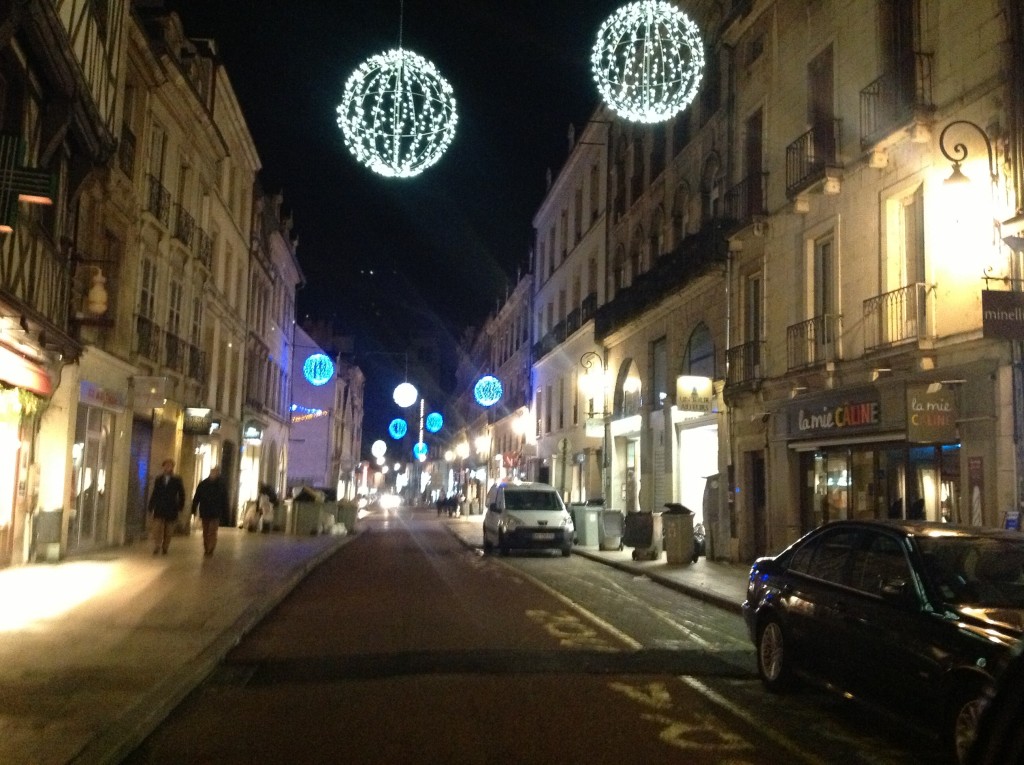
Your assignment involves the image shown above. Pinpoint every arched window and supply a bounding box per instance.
[629,226,643,282]
[683,322,715,378]
[613,244,626,295]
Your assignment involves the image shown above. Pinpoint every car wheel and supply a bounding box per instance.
[561,546,571,557]
[482,536,493,555]
[949,684,987,764]
[756,617,794,692]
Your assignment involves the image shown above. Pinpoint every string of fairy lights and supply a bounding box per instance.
[336,0,705,177]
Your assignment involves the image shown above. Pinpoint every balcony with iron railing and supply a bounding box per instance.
[859,52,934,150]
[134,314,162,362]
[187,343,207,381]
[785,119,843,198]
[173,205,195,247]
[566,306,582,335]
[863,283,930,351]
[581,292,597,322]
[145,175,170,226]
[787,314,842,370]
[196,228,213,269]
[164,333,188,374]
[725,172,769,230]
[725,340,764,388]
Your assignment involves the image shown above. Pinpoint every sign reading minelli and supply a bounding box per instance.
[788,389,881,438]
[906,383,958,443]
[982,289,1024,340]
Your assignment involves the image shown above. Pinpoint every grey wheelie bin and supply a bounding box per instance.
[599,508,625,551]
[661,503,696,565]
[569,503,600,547]
[623,510,663,561]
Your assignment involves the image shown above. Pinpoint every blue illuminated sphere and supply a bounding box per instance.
[388,418,408,439]
[425,412,443,433]
[413,441,428,460]
[474,375,503,407]
[303,353,335,386]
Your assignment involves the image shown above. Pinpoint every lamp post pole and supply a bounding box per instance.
[939,119,1024,522]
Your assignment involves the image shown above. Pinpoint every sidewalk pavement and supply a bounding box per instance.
[0,509,750,765]
[0,526,353,765]
[442,511,750,615]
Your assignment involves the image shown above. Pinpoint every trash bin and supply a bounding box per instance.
[623,511,663,561]
[599,509,625,551]
[662,503,696,565]
[335,501,358,534]
[570,503,600,547]
[292,501,332,535]
[33,509,63,562]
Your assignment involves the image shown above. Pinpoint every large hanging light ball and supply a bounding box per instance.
[474,375,503,408]
[337,47,458,178]
[393,381,419,408]
[591,0,705,124]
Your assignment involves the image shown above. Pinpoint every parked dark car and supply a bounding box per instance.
[742,520,1024,764]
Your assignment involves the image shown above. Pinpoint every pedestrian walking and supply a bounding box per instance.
[148,459,185,555]
[192,466,229,556]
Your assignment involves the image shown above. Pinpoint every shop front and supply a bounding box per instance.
[786,383,963,534]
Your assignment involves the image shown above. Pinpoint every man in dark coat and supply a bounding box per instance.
[192,466,229,556]
[148,459,185,555]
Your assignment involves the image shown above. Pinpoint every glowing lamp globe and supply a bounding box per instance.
[474,375,503,407]
[388,418,408,440]
[371,439,387,458]
[393,381,419,408]
[303,353,335,386]
[337,48,458,178]
[413,441,428,461]
[591,0,705,124]
[425,412,443,433]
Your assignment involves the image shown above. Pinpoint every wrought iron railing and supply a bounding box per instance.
[725,340,764,387]
[187,343,207,381]
[725,172,769,225]
[145,175,170,226]
[581,292,597,321]
[785,119,842,197]
[859,52,933,149]
[134,314,161,361]
[196,228,213,269]
[164,333,187,373]
[173,205,195,247]
[787,314,842,370]
[566,306,581,335]
[863,283,928,350]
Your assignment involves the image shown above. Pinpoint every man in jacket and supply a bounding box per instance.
[148,459,185,555]
[191,466,229,556]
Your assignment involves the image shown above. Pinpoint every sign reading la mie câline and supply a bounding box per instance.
[982,290,1024,340]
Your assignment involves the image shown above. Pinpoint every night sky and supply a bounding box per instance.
[165,0,626,448]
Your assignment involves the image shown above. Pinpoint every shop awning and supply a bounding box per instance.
[788,432,904,451]
[0,344,52,396]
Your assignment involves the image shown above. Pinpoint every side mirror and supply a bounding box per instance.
[879,578,917,607]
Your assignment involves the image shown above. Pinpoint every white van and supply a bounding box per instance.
[482,481,574,557]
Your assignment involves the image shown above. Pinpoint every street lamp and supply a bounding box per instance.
[938,120,998,186]
[580,350,611,504]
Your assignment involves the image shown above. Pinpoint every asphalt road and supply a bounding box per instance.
[123,509,949,764]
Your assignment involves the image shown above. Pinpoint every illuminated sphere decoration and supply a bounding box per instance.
[388,418,408,440]
[425,411,443,433]
[474,375,503,407]
[413,441,428,461]
[393,381,419,408]
[336,47,458,178]
[371,439,387,458]
[303,353,335,386]
[591,0,705,124]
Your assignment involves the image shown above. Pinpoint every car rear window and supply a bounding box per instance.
[504,490,561,511]
[918,536,1024,608]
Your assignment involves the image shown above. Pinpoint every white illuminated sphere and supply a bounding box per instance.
[337,48,458,178]
[393,381,419,408]
[591,0,705,124]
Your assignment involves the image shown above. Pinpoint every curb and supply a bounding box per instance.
[443,521,743,616]
[71,533,357,765]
